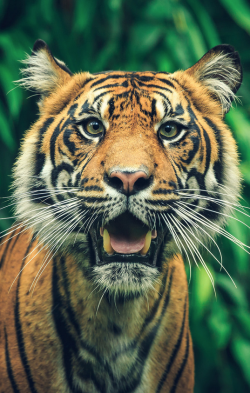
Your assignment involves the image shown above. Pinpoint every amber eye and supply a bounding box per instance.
[159,123,179,139]
[85,119,104,136]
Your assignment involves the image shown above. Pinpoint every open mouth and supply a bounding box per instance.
[89,212,166,267]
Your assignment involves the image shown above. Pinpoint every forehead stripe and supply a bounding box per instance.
[93,91,113,104]
[156,78,175,88]
[94,82,126,92]
[90,74,126,88]
[136,82,172,93]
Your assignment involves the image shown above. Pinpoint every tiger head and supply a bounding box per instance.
[14,40,242,297]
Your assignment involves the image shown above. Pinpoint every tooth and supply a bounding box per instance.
[140,230,152,255]
[103,229,114,255]
[100,227,104,237]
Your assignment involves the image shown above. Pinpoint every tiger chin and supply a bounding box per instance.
[0,39,242,393]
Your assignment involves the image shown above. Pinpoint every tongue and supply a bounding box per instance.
[110,233,146,254]
[104,212,156,255]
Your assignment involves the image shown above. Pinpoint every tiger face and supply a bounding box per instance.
[14,40,242,298]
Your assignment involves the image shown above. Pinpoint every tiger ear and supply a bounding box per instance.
[185,44,242,114]
[17,39,72,95]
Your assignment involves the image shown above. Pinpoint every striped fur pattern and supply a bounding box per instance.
[0,40,242,392]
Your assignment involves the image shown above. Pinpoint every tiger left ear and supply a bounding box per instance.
[185,44,242,114]
[17,39,72,96]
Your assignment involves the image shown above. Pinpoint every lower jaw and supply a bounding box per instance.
[90,262,160,297]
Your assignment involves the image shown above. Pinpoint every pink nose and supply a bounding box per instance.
[110,171,149,195]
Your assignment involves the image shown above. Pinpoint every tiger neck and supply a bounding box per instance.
[52,252,187,357]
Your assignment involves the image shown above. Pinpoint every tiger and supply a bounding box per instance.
[0,39,242,393]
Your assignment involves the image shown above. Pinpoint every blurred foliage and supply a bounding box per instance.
[0,0,250,392]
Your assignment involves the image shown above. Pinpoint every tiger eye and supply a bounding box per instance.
[159,123,179,139]
[85,119,104,135]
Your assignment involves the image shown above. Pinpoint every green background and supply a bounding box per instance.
[0,0,250,391]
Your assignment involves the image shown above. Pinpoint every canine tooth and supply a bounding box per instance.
[100,227,104,237]
[103,229,114,255]
[140,230,152,255]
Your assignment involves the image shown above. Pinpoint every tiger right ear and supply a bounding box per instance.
[17,39,72,95]
[186,44,242,114]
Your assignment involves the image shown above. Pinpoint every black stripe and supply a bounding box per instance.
[51,162,74,188]
[202,127,211,177]
[0,229,19,270]
[79,196,108,204]
[74,78,93,101]
[156,298,187,393]
[152,90,172,110]
[145,198,177,206]
[171,77,204,115]
[60,256,82,336]
[50,119,64,166]
[90,74,126,88]
[175,104,184,116]
[204,117,224,184]
[94,83,124,92]
[93,90,113,104]
[136,82,172,93]
[63,128,78,155]
[170,331,190,393]
[108,97,115,117]
[52,257,105,393]
[35,117,55,176]
[153,188,175,195]
[4,326,21,393]
[14,237,38,393]
[180,135,200,165]
[151,99,156,118]
[52,257,84,393]
[135,75,155,82]
[116,269,174,393]
[60,255,115,382]
[157,78,175,88]
[141,269,169,329]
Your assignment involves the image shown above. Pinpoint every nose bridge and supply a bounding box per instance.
[105,134,154,174]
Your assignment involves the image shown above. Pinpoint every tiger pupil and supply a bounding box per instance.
[165,125,172,132]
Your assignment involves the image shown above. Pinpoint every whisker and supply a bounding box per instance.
[170,214,216,294]
[172,206,235,287]
[178,201,250,253]
[95,288,108,317]
[30,214,82,293]
[8,201,80,292]
[174,203,223,268]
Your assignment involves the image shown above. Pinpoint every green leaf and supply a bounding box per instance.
[187,0,220,47]
[144,0,173,19]
[191,263,214,318]
[216,274,248,308]
[231,338,250,385]
[208,300,232,348]
[0,107,16,151]
[220,0,250,34]
[130,23,163,55]
[233,309,250,340]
